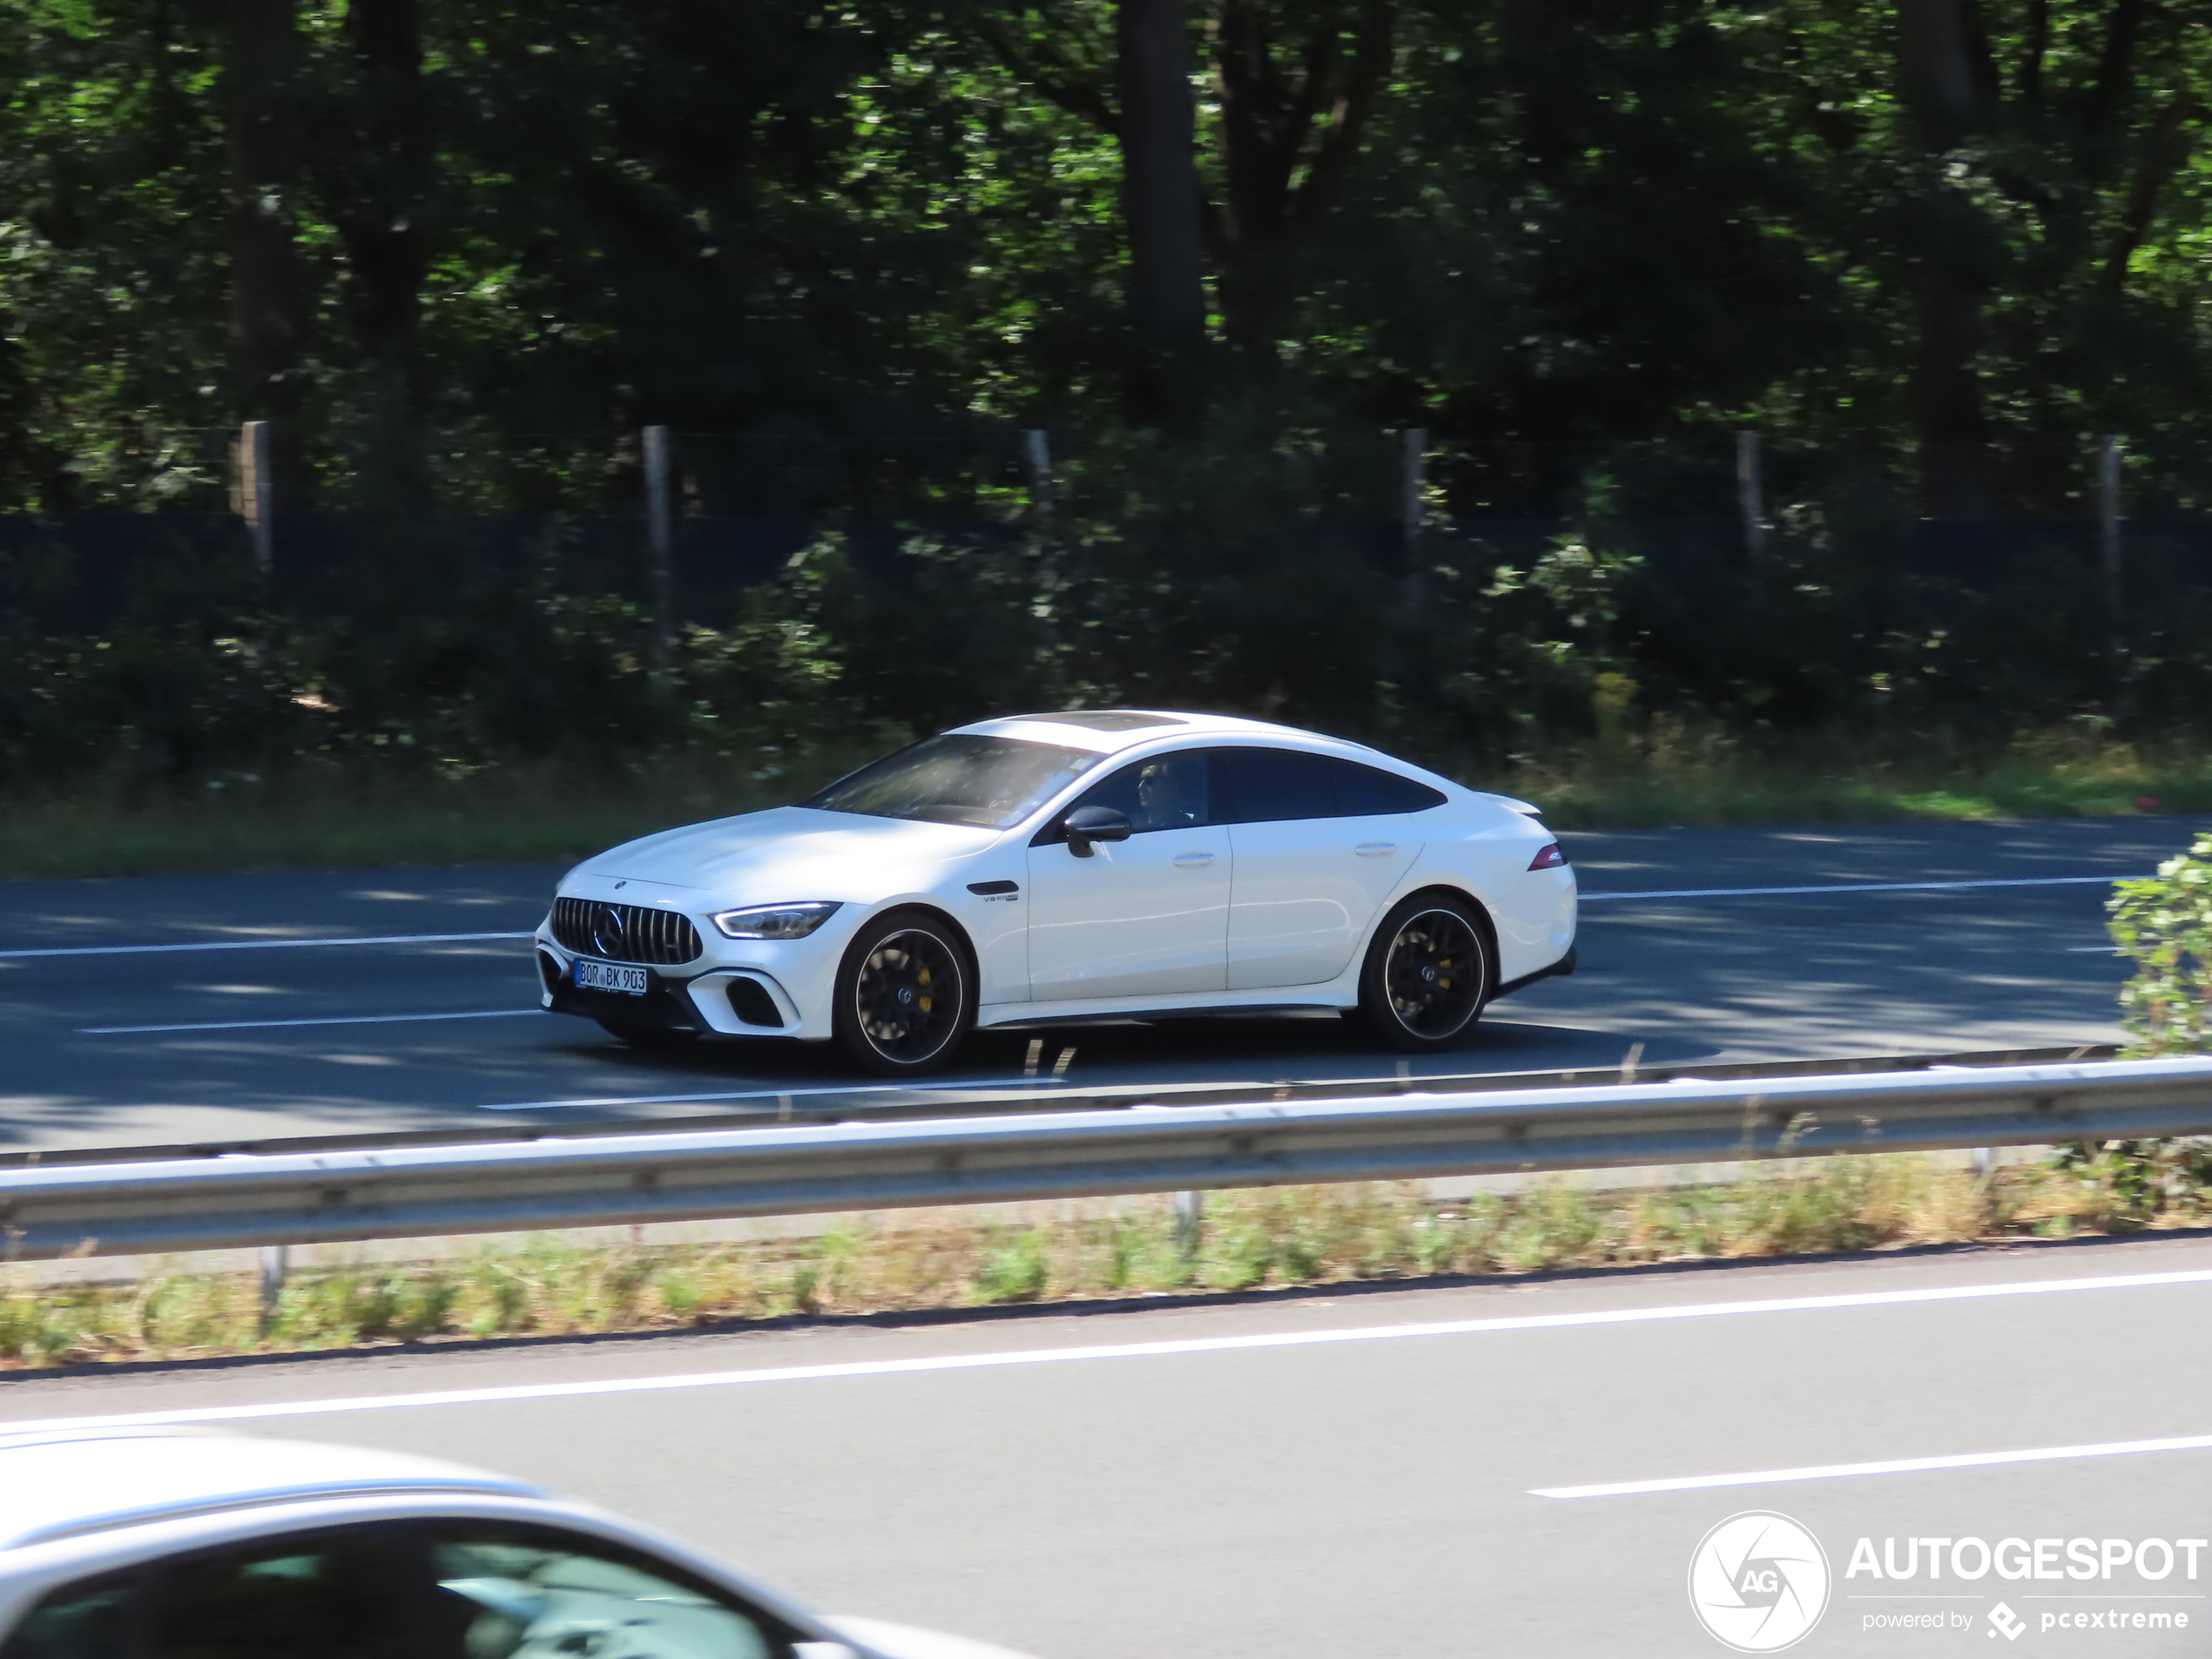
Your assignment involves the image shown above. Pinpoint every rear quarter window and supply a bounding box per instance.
[1330,759,1447,816]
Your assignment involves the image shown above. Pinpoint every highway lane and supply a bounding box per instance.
[1,814,2202,1153]
[3,1234,2207,1656]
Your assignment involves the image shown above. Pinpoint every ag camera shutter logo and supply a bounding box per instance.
[1689,1511,1832,1652]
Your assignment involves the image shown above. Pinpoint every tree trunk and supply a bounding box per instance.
[1211,0,1393,369]
[341,0,429,508]
[222,0,304,434]
[1116,0,1208,429]
[1895,0,1997,516]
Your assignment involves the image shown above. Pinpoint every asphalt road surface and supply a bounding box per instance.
[3,1234,2208,1657]
[2,815,2203,1154]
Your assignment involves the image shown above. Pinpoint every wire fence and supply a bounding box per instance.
[10,423,2212,632]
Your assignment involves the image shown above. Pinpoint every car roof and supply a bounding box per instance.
[0,1427,543,1551]
[950,709,1368,757]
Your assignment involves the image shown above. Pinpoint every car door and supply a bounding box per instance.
[1023,746,1231,999]
[1221,748,1442,989]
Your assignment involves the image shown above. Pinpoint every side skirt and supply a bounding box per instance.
[979,1002,1350,1033]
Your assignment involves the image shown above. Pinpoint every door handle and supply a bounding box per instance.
[1172,852,1217,868]
[1355,842,1396,857]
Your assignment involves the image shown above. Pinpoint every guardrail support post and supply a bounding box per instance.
[258,1244,289,1327]
[1173,1189,1204,1256]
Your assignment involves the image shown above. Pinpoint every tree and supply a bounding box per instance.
[1116,0,1209,427]
[1893,0,2000,516]
[221,0,305,435]
[328,0,430,508]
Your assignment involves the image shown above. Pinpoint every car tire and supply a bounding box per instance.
[833,909,975,1076]
[1355,892,1494,1051]
[596,1018,698,1049]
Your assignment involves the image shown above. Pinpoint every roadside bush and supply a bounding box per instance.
[2109,833,2212,1056]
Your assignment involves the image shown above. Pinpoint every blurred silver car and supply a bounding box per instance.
[0,1426,1034,1659]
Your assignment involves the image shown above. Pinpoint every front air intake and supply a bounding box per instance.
[551,897,703,966]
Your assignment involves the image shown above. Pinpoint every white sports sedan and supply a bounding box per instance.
[536,710,1577,1076]
[0,1425,1033,1659]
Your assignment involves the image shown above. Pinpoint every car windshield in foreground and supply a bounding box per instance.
[802,733,1103,829]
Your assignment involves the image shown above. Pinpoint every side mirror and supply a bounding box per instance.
[1062,804,1132,858]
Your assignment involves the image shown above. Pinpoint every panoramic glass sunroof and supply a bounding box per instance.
[1006,710,1187,732]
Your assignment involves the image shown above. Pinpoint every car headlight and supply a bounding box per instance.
[710,901,843,940]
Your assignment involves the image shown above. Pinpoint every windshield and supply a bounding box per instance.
[801,733,1103,829]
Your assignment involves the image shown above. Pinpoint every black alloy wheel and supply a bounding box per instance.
[835,912,973,1076]
[1358,894,1492,1050]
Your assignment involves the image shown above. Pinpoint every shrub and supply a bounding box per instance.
[2111,833,2212,1056]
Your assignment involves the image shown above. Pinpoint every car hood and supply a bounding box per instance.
[825,1615,1042,1659]
[570,806,1002,897]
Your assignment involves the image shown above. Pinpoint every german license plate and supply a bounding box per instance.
[574,958,648,996]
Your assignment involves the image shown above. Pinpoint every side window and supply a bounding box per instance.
[0,1575,136,1659]
[2,1526,431,1659]
[1329,759,1447,816]
[1037,748,1211,840]
[1219,748,1341,823]
[428,1524,785,1659]
[2,1523,797,1659]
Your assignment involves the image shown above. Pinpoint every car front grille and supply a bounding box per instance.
[551,897,703,966]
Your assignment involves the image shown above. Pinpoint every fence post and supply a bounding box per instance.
[235,420,274,577]
[643,424,674,673]
[2098,435,2124,661]
[1401,428,1428,553]
[1022,428,1053,529]
[1736,430,1766,558]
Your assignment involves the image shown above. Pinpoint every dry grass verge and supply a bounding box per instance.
[4,1148,2206,1370]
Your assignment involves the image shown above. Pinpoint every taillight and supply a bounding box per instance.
[1528,842,1568,871]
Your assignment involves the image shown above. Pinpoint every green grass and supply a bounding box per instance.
[0,754,842,880]
[3,1151,2202,1369]
[3,724,2208,880]
[1507,721,2212,831]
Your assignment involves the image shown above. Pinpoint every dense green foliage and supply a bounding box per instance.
[3,0,2211,791]
[2112,832,2212,1055]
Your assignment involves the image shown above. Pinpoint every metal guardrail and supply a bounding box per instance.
[2,1055,2209,1262]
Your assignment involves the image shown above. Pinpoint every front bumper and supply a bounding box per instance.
[535,930,828,1040]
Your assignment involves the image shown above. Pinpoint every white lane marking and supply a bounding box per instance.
[0,931,533,961]
[1582,874,2136,901]
[478,1077,1046,1111]
[84,1009,542,1036]
[1,1264,2205,1438]
[478,1069,1541,1113]
[1532,1433,2212,1501]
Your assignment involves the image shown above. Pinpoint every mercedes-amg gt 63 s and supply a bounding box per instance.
[536,710,1576,1075]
